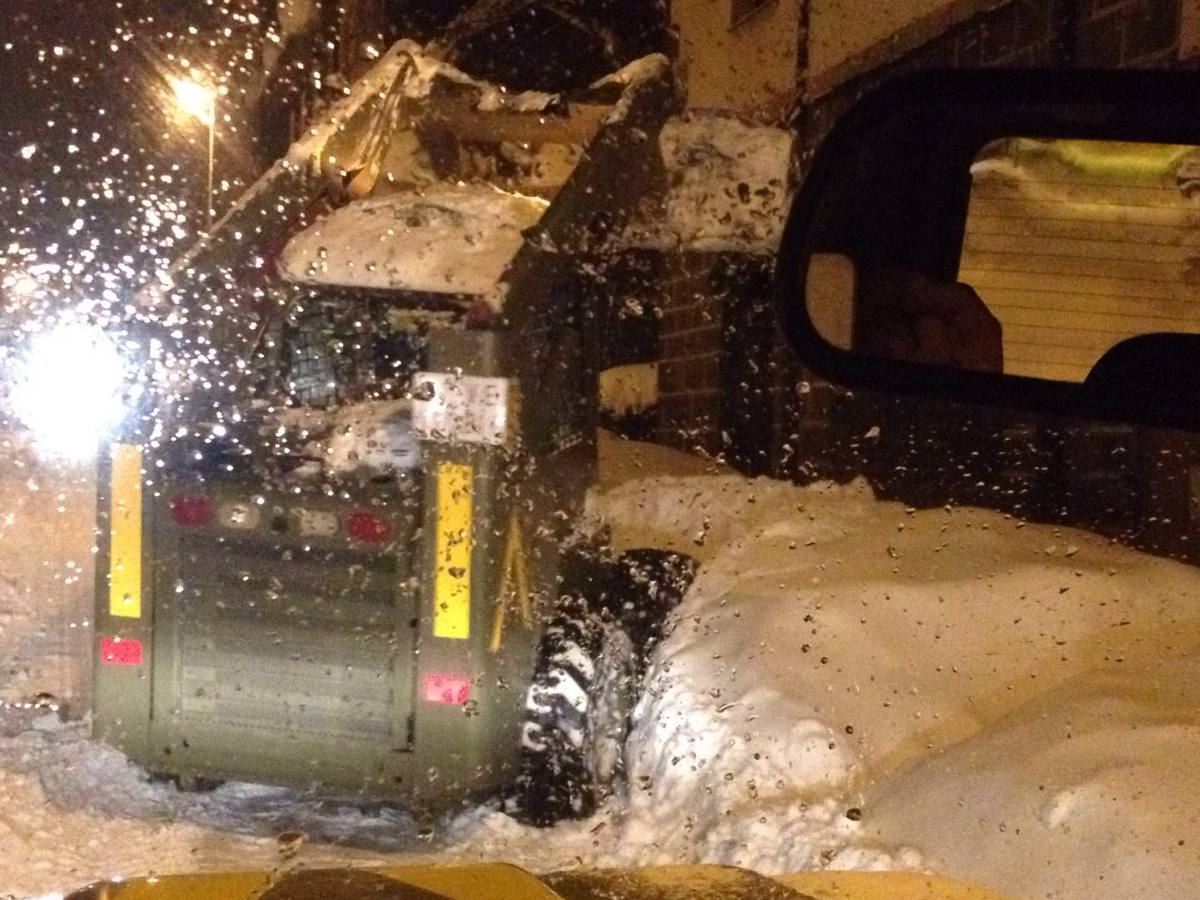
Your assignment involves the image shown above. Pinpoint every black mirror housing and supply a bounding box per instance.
[778,69,1200,431]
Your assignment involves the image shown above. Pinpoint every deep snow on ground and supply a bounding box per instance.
[1,431,1199,897]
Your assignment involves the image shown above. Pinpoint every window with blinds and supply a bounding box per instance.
[958,138,1200,383]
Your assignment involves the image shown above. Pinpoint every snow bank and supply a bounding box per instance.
[859,656,1200,900]
[578,454,1200,891]
[277,184,547,294]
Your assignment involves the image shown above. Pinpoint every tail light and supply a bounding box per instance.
[346,511,392,544]
[101,636,143,666]
[170,494,214,527]
[423,674,471,705]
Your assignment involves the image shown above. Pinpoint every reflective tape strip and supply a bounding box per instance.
[108,443,142,619]
[100,635,143,666]
[434,462,472,639]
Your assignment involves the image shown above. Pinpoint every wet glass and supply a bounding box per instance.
[0,3,1196,899]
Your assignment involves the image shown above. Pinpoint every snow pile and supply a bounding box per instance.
[579,455,1200,894]
[475,86,558,115]
[860,655,1200,900]
[277,184,547,294]
[0,722,426,898]
[632,115,793,254]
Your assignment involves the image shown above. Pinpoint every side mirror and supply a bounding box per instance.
[778,69,1200,430]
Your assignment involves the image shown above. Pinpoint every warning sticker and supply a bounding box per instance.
[412,373,510,446]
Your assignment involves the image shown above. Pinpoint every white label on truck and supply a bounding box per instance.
[411,373,511,446]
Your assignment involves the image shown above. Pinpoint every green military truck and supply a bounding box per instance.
[93,42,690,823]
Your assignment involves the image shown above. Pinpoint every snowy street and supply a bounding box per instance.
[0,432,1198,898]
[3,2,1198,898]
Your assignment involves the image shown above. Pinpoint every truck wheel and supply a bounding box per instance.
[614,549,696,666]
[509,613,638,826]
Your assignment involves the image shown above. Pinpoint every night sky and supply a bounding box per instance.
[0,0,269,319]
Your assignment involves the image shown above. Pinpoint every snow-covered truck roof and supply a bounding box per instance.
[277,184,548,295]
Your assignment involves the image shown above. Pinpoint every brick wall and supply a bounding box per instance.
[654,254,778,466]
[656,255,725,455]
[1075,0,1182,66]
[1182,0,1200,60]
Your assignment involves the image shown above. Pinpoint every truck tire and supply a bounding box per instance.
[613,549,696,667]
[509,612,638,826]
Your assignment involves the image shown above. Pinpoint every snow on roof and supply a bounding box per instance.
[277,183,548,295]
[285,42,418,173]
[624,113,794,255]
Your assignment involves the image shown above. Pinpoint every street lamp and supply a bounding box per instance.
[170,75,217,229]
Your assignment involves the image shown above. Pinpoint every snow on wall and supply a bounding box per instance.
[624,114,794,255]
[277,184,548,295]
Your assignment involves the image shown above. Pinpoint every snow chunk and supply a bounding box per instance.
[589,54,671,125]
[599,362,658,416]
[661,115,793,253]
[626,114,794,254]
[278,184,548,295]
[590,53,671,91]
[475,87,557,114]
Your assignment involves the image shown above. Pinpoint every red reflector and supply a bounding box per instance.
[346,511,392,544]
[170,494,213,527]
[101,636,143,666]
[423,674,471,706]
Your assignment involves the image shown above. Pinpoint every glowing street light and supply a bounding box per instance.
[170,75,217,229]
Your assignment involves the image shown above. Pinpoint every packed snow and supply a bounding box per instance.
[624,114,794,254]
[1,431,1199,897]
[277,184,548,295]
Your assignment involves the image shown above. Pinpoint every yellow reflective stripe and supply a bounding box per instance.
[108,443,143,619]
[434,462,473,639]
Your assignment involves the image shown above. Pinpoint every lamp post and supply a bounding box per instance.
[170,76,217,230]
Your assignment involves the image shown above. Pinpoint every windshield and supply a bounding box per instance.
[0,2,1197,899]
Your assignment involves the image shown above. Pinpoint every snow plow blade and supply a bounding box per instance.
[64,863,1013,900]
